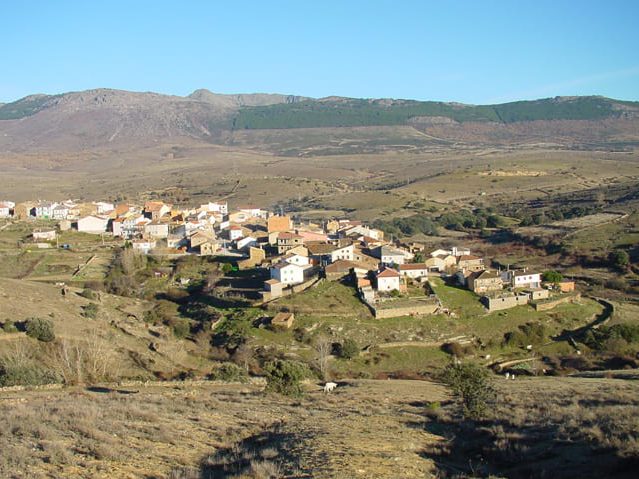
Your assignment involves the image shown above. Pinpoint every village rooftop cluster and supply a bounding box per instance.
[0,198,576,316]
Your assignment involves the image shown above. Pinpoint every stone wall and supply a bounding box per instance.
[532,293,581,311]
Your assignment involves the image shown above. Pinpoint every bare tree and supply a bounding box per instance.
[48,330,120,385]
[313,335,332,381]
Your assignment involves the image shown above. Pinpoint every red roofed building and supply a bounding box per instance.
[376,267,401,292]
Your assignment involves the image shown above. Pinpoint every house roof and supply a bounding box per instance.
[474,270,501,280]
[278,232,303,240]
[377,267,400,278]
[265,279,281,285]
[144,201,167,212]
[306,243,337,255]
[381,245,409,256]
[325,260,359,273]
[272,261,302,270]
[399,263,428,271]
[272,312,294,323]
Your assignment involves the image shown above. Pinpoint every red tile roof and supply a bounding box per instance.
[377,267,400,278]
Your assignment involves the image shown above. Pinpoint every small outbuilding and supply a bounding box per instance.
[271,312,295,329]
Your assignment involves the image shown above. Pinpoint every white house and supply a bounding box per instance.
[270,262,305,286]
[94,202,115,215]
[35,202,58,219]
[114,214,149,238]
[376,267,401,292]
[132,239,156,254]
[52,204,70,220]
[33,229,57,241]
[236,236,258,251]
[340,225,384,240]
[228,225,244,241]
[376,245,414,266]
[77,215,109,234]
[502,270,542,289]
[201,201,228,215]
[283,253,310,266]
[0,202,12,218]
[239,207,268,219]
[144,221,170,239]
[331,244,354,262]
[398,263,429,279]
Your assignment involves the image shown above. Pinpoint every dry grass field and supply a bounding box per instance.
[0,278,215,379]
[0,376,636,478]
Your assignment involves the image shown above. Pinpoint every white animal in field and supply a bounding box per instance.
[526,345,533,351]
[505,372,510,379]
[323,382,338,393]
[511,374,516,380]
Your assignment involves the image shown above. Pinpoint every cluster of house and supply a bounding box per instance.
[3,196,575,312]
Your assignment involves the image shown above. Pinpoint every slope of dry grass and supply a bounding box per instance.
[0,377,637,478]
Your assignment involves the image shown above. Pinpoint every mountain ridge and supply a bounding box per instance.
[0,88,637,153]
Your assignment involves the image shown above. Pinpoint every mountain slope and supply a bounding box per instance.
[0,89,637,153]
[232,96,639,129]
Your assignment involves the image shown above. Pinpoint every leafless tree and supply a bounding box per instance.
[313,334,332,381]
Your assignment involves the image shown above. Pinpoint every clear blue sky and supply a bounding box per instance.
[1,0,638,104]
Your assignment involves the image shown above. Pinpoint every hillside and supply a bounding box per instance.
[0,89,637,154]
[0,278,214,379]
[0,377,636,478]
[232,95,639,129]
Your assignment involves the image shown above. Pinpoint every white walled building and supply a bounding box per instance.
[270,262,305,286]
[77,215,109,234]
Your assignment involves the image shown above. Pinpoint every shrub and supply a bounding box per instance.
[79,288,97,300]
[441,341,475,357]
[0,363,59,387]
[82,303,99,319]
[264,359,308,397]
[542,270,563,283]
[609,250,630,269]
[584,323,639,351]
[503,322,547,348]
[209,362,248,383]
[221,263,234,274]
[171,318,191,339]
[339,338,359,359]
[441,361,494,420]
[25,317,55,342]
[2,320,18,333]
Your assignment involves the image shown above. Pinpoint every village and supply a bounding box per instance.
[0,197,578,322]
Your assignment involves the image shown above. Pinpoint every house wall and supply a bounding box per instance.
[377,276,400,291]
[482,294,529,311]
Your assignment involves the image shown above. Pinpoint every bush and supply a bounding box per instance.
[441,341,475,358]
[171,318,191,339]
[542,270,563,283]
[584,323,639,351]
[209,362,249,383]
[25,317,55,342]
[339,339,359,359]
[79,288,97,300]
[221,263,234,274]
[82,303,99,319]
[609,250,630,269]
[441,361,494,420]
[2,320,18,333]
[503,322,547,348]
[0,363,59,387]
[264,359,308,397]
